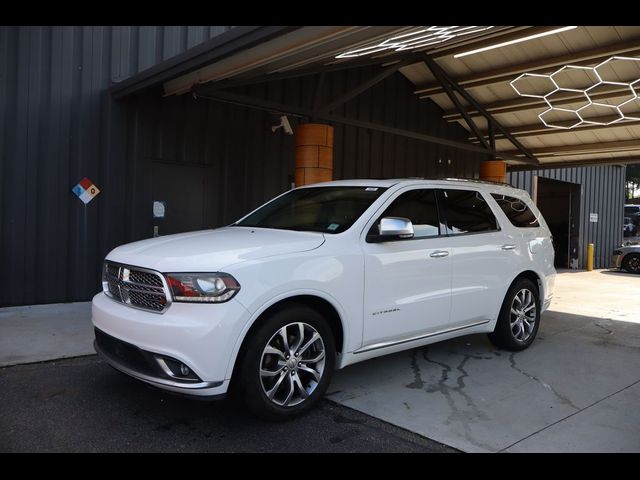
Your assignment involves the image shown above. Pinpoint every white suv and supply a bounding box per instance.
[92,178,556,419]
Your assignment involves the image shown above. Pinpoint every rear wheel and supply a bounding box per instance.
[488,278,540,351]
[236,305,336,421]
[622,254,640,274]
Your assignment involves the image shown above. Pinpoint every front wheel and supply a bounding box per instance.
[488,278,541,351]
[236,305,336,421]
[622,254,640,274]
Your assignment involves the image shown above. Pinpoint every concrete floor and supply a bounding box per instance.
[0,302,94,366]
[328,269,640,452]
[0,356,454,453]
[1,269,639,452]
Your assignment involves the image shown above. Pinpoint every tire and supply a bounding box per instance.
[622,254,640,274]
[488,278,541,351]
[236,304,336,421]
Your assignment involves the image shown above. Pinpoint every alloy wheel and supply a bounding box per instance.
[509,288,537,342]
[259,322,326,407]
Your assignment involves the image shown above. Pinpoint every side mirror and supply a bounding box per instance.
[377,217,414,240]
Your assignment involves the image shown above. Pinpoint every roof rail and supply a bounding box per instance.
[437,177,514,187]
[382,176,515,187]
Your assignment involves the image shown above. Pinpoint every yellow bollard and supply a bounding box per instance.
[587,243,594,271]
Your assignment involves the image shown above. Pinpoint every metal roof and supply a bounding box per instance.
[403,26,640,168]
[116,25,640,170]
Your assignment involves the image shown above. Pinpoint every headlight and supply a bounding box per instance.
[165,273,240,303]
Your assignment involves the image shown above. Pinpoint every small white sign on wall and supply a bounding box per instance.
[153,201,166,218]
[589,213,598,223]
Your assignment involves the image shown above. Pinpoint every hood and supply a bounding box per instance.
[105,226,325,272]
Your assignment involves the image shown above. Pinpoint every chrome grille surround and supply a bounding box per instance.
[102,261,172,314]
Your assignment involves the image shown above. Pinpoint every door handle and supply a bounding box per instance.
[501,244,517,250]
[429,250,449,258]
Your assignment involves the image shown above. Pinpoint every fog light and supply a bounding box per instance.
[180,364,190,376]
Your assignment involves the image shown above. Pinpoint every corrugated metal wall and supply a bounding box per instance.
[1,26,484,307]
[0,26,234,307]
[508,165,626,269]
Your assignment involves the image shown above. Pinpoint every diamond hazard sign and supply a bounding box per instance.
[72,177,100,204]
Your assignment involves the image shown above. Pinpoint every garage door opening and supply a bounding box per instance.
[536,177,581,269]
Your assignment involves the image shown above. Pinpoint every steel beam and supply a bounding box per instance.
[318,54,425,114]
[499,139,640,158]
[443,85,634,121]
[192,89,535,163]
[423,55,538,164]
[470,118,640,141]
[199,51,426,92]
[423,57,490,151]
[508,156,640,171]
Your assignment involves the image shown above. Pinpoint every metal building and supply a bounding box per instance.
[509,166,626,269]
[1,26,637,307]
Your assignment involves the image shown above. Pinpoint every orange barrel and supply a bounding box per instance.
[479,160,507,183]
[295,124,334,186]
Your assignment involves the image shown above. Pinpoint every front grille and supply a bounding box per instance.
[103,262,170,313]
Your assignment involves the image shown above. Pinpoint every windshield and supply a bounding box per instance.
[235,186,387,234]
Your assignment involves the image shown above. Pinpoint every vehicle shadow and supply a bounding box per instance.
[598,269,639,277]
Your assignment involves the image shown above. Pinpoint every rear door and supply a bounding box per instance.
[436,188,519,326]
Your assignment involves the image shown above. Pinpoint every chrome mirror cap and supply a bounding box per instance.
[379,217,414,238]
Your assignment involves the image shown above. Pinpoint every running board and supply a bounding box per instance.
[353,320,491,354]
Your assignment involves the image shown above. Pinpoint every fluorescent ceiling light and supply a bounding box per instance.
[454,26,578,58]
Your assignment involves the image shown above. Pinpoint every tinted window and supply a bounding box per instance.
[235,186,386,234]
[437,189,497,234]
[372,189,443,239]
[491,193,540,228]
[625,206,640,216]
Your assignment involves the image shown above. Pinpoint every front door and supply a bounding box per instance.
[361,188,452,345]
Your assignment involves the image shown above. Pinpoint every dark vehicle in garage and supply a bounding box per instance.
[612,244,640,274]
[624,217,637,237]
[625,205,640,227]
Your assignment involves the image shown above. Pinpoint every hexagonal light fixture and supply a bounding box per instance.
[511,56,640,129]
[539,107,583,129]
[550,65,601,90]
[544,88,591,110]
[618,96,640,121]
[594,56,640,83]
[585,81,636,107]
[577,103,624,125]
[336,26,495,58]
[511,73,558,98]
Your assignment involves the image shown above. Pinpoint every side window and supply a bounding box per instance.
[371,189,443,239]
[491,193,540,228]
[437,189,498,234]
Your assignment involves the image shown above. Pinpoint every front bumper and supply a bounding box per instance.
[94,328,224,397]
[91,292,251,397]
[612,254,623,269]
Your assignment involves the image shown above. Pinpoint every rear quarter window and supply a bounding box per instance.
[491,193,540,228]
